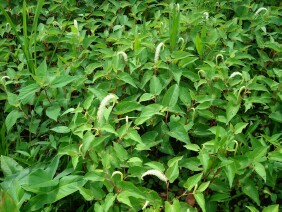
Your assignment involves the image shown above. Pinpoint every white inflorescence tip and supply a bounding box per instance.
[141,169,168,183]
[154,42,164,64]
[97,94,118,125]
[117,51,128,62]
[255,7,268,16]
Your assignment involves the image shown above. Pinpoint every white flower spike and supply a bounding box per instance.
[203,12,209,20]
[255,7,268,16]
[154,42,164,64]
[117,51,128,62]
[97,94,118,125]
[141,169,168,183]
[74,19,80,36]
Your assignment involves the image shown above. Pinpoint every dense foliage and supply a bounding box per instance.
[0,0,281,211]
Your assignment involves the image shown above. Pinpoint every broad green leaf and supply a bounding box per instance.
[0,190,18,212]
[5,110,24,132]
[234,122,248,134]
[253,162,266,182]
[166,156,183,183]
[150,75,162,95]
[51,126,70,133]
[194,191,206,212]
[184,144,200,152]
[145,161,165,172]
[85,63,102,75]
[195,33,203,58]
[165,199,180,212]
[242,181,260,206]
[114,101,143,115]
[262,204,279,212]
[179,57,198,68]
[18,83,41,104]
[34,59,48,85]
[118,72,137,88]
[46,104,61,121]
[162,84,179,108]
[1,156,23,177]
[113,143,129,161]
[79,187,94,201]
[184,173,203,191]
[226,101,240,123]
[269,111,282,123]
[168,122,190,144]
[104,193,116,211]
[49,75,76,88]
[126,128,142,144]
[24,175,86,211]
[246,206,259,212]
[223,160,236,188]
[171,51,193,59]
[135,104,163,125]
[198,181,210,192]
[139,93,155,102]
[198,150,210,173]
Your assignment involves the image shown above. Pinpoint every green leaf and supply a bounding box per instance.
[242,181,260,206]
[246,206,259,212]
[118,72,137,88]
[195,33,203,58]
[135,104,163,125]
[226,101,240,123]
[79,187,94,201]
[253,162,266,182]
[184,173,203,191]
[24,175,86,211]
[194,191,206,212]
[198,181,210,192]
[171,51,193,59]
[0,190,18,212]
[166,156,183,183]
[168,122,190,144]
[5,110,24,132]
[234,122,248,134]
[1,156,23,177]
[162,84,179,108]
[150,75,162,95]
[223,160,236,188]
[114,101,143,115]
[104,193,116,211]
[262,204,279,212]
[184,144,200,152]
[46,104,61,121]
[165,199,180,212]
[18,83,41,104]
[179,57,198,68]
[269,111,282,123]
[50,126,70,133]
[49,75,76,88]
[113,143,129,161]
[34,59,48,85]
[198,150,210,173]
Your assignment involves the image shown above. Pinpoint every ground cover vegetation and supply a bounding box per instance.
[0,0,281,211]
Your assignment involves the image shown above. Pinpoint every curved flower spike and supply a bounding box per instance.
[203,12,209,20]
[97,94,118,126]
[154,42,164,64]
[117,51,128,62]
[111,171,123,180]
[141,169,168,183]
[255,7,268,16]
[216,54,224,65]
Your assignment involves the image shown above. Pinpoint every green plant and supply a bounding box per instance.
[0,0,281,211]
